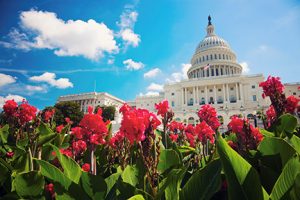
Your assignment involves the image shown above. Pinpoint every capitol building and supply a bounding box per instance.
[132,16,299,126]
[58,16,300,129]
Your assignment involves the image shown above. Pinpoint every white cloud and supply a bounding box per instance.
[29,72,73,89]
[139,91,160,96]
[0,94,25,108]
[240,62,250,74]
[0,73,16,87]
[107,58,115,65]
[120,29,140,47]
[147,83,163,92]
[166,63,191,83]
[123,59,144,70]
[1,9,118,61]
[117,6,140,47]
[25,85,46,92]
[144,68,161,78]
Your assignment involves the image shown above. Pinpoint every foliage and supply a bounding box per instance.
[95,105,116,122]
[0,75,300,199]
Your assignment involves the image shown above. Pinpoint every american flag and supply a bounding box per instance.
[204,63,210,70]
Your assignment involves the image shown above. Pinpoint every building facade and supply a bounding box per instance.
[57,92,125,123]
[135,16,272,126]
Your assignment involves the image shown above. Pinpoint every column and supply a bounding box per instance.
[196,86,199,104]
[185,88,188,106]
[223,84,226,103]
[235,83,239,102]
[193,87,196,105]
[226,84,230,103]
[205,86,208,104]
[239,83,244,102]
[214,66,216,77]
[214,85,217,104]
[181,88,184,105]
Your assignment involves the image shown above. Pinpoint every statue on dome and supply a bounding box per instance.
[208,15,212,25]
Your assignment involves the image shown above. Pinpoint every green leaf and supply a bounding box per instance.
[164,168,186,200]
[12,151,30,174]
[37,122,57,146]
[288,135,300,154]
[34,159,72,189]
[128,194,145,200]
[180,159,222,200]
[276,114,298,138]
[216,134,269,200]
[105,172,121,198]
[80,171,107,200]
[258,137,296,167]
[49,144,82,183]
[260,129,275,137]
[158,149,181,173]
[13,171,44,198]
[16,136,28,150]
[271,155,300,200]
[121,165,139,187]
[0,124,9,144]
[0,162,9,186]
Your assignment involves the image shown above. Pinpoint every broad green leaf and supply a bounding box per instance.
[121,165,139,187]
[258,137,296,167]
[80,172,107,200]
[288,135,300,154]
[260,129,275,137]
[180,159,222,200]
[217,134,269,200]
[177,145,196,154]
[13,171,44,198]
[158,149,181,173]
[34,159,72,189]
[276,114,298,138]
[0,124,9,144]
[49,144,82,183]
[16,136,28,150]
[164,168,186,200]
[37,122,57,146]
[271,155,300,200]
[105,172,121,198]
[12,151,30,173]
[0,162,9,186]
[128,194,145,200]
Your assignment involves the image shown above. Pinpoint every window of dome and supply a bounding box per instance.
[201,90,204,93]
[215,54,217,59]
[210,54,213,60]
[203,56,205,61]
[213,41,215,44]
[211,69,214,76]
[221,68,223,75]
[226,55,229,60]
[209,89,213,92]
[219,54,221,59]
[206,55,209,60]
[216,41,218,44]
[207,43,208,45]
[223,54,225,59]
[216,68,219,76]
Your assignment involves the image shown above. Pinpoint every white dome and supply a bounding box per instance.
[196,35,230,53]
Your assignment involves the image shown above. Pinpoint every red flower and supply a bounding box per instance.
[56,125,64,133]
[60,148,73,157]
[227,141,237,150]
[155,100,169,117]
[185,132,195,147]
[228,116,263,149]
[195,121,215,144]
[3,99,18,116]
[44,109,55,122]
[120,108,160,144]
[185,124,195,135]
[79,106,108,144]
[285,96,299,114]
[109,131,124,148]
[197,104,221,130]
[6,151,14,158]
[168,121,185,133]
[71,127,83,139]
[45,183,55,196]
[65,117,73,124]
[119,103,132,114]
[17,101,37,125]
[259,76,284,98]
[82,163,90,172]
[72,140,87,154]
[169,133,178,142]
[266,105,276,127]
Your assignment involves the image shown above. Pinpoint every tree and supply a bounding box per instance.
[53,101,83,126]
[95,105,116,122]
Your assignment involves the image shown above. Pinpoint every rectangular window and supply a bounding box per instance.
[218,88,222,92]
[252,85,255,89]
[252,95,257,101]
[171,93,175,96]
[171,101,175,107]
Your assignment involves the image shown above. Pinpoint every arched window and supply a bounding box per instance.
[200,97,205,105]
[188,117,195,125]
[211,68,214,76]
[216,68,219,76]
[209,97,214,104]
[215,54,217,59]
[219,54,221,59]
[203,56,205,61]
[218,115,224,125]
[206,55,209,60]
[221,68,223,75]
[210,54,213,60]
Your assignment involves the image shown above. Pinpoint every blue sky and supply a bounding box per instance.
[0,0,299,109]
